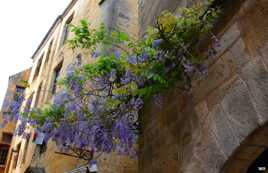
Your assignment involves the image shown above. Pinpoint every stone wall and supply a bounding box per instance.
[139,0,268,173]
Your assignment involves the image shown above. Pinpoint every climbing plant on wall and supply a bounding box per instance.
[4,2,220,162]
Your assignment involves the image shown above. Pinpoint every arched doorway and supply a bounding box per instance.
[221,123,268,173]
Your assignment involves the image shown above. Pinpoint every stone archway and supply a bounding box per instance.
[221,123,268,173]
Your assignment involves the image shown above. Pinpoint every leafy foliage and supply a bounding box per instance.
[4,3,220,161]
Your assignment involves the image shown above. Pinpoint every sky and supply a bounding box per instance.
[0,0,71,107]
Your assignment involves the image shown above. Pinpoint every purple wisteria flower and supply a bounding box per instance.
[112,117,137,155]
[91,51,100,59]
[16,120,27,136]
[88,98,103,115]
[138,53,149,63]
[66,64,75,77]
[8,94,25,121]
[152,39,163,48]
[41,119,54,141]
[183,62,194,75]
[127,56,138,65]
[121,70,134,84]
[64,101,81,116]
[53,90,70,107]
[66,76,84,96]
[114,50,121,59]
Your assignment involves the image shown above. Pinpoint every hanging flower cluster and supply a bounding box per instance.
[1,96,23,129]
[4,3,220,161]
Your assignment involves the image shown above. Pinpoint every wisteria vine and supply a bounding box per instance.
[3,3,220,161]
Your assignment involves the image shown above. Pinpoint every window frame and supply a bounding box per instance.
[51,61,63,95]
[14,85,25,102]
[33,55,44,81]
[60,14,74,46]
[45,40,54,65]
[34,82,43,107]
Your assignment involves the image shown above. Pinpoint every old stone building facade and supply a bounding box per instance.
[0,69,31,173]
[2,0,138,173]
[4,0,138,173]
[1,0,268,173]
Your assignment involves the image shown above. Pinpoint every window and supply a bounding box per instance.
[33,55,44,80]
[34,82,42,107]
[51,61,63,94]
[15,85,25,95]
[45,40,53,64]
[0,145,9,165]
[60,14,74,46]
[14,86,25,102]
[1,133,13,144]
[15,86,25,95]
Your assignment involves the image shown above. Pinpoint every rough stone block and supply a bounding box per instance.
[220,78,259,141]
[240,59,268,125]
[192,129,227,173]
[229,38,250,67]
[215,22,241,56]
[206,75,238,112]
[210,104,240,157]
[193,57,233,104]
[238,0,268,57]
